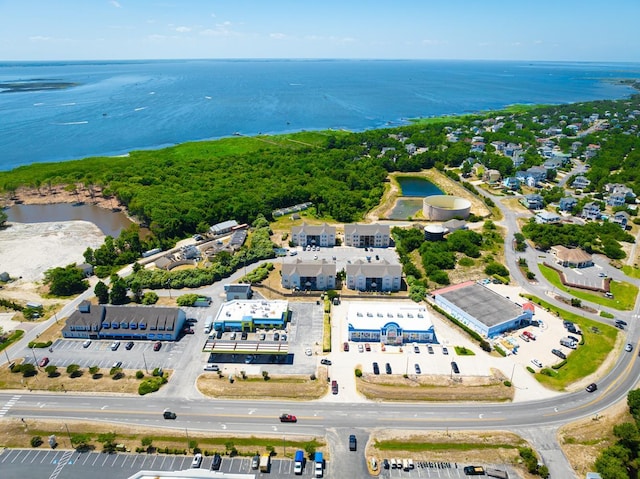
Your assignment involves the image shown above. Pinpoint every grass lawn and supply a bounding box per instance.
[622,265,640,279]
[522,295,618,390]
[538,263,638,311]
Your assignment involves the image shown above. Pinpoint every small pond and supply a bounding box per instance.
[387,176,444,220]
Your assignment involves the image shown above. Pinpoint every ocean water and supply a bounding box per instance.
[1,59,639,171]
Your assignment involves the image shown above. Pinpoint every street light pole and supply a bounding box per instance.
[142,352,149,374]
[283,435,286,458]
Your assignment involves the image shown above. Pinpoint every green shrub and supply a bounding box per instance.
[27,340,52,349]
[135,370,145,379]
[138,375,167,395]
[494,345,507,357]
[354,368,362,377]
[30,436,43,447]
[526,366,535,374]
[503,380,512,387]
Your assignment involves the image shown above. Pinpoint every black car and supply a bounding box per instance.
[273,332,280,341]
[615,319,628,326]
[451,361,460,374]
[211,453,222,470]
[320,358,332,365]
[125,341,134,350]
[373,362,380,375]
[349,434,357,451]
[551,348,567,360]
[382,459,390,469]
[163,410,177,420]
[385,363,392,374]
[616,323,625,330]
[251,454,260,470]
[241,331,248,340]
[586,383,598,393]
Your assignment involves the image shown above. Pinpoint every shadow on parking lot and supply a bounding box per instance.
[209,353,293,365]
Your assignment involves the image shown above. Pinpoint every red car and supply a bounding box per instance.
[153,341,162,351]
[279,414,297,423]
[39,357,49,367]
[343,342,349,352]
[331,380,339,395]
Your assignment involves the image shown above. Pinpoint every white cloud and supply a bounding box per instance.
[422,39,447,46]
[200,21,236,37]
[270,32,287,40]
[29,35,53,42]
[175,26,191,33]
[109,0,121,8]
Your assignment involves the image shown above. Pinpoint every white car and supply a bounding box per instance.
[191,453,202,468]
[625,343,633,352]
[305,347,313,356]
[531,359,543,368]
[358,343,364,352]
[204,364,220,371]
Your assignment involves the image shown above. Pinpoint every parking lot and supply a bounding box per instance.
[0,448,321,479]
[376,461,516,478]
[21,335,195,372]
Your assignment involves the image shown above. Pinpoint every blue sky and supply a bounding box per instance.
[1,0,639,62]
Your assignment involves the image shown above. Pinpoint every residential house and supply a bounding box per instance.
[290,223,336,247]
[535,211,561,224]
[606,193,627,207]
[521,194,544,210]
[344,223,390,248]
[550,245,594,268]
[558,197,578,212]
[605,183,636,199]
[543,158,564,171]
[502,177,520,190]
[582,202,601,220]
[483,169,501,185]
[281,259,336,291]
[572,176,591,189]
[612,211,630,229]
[76,263,94,277]
[346,259,402,292]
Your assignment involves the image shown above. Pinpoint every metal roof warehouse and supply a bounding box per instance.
[432,281,533,338]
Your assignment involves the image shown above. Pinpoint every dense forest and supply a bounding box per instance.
[1,95,639,243]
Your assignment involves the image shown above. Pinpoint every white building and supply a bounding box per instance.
[347,301,436,345]
[290,223,336,247]
[281,259,336,290]
[344,223,390,248]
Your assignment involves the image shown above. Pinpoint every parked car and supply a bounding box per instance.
[251,454,260,470]
[365,343,371,352]
[230,332,237,340]
[273,332,279,341]
[616,319,628,326]
[413,344,420,353]
[616,323,625,330]
[82,340,92,348]
[211,453,222,470]
[451,361,460,374]
[259,332,266,341]
[279,414,297,423]
[125,341,134,350]
[523,331,536,340]
[331,380,339,395]
[163,409,177,419]
[349,434,357,451]
[519,333,530,342]
[625,343,633,352]
[241,331,248,340]
[343,342,349,352]
[320,358,332,365]
[385,363,392,374]
[442,347,449,355]
[38,357,49,367]
[153,341,162,351]
[358,343,364,353]
[414,363,421,374]
[586,383,598,393]
[551,349,567,360]
[427,345,434,354]
[110,341,120,351]
[191,453,203,468]
[112,361,123,369]
[280,333,287,341]
[372,362,380,375]
[305,347,313,356]
[531,358,543,368]
[204,364,220,371]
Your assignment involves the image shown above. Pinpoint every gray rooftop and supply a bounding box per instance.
[437,283,523,328]
[282,259,336,276]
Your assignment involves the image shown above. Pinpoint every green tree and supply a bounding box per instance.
[94,281,109,304]
[109,278,128,305]
[43,264,89,296]
[44,365,58,377]
[70,433,92,450]
[141,291,159,305]
[0,209,7,227]
[66,364,81,378]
